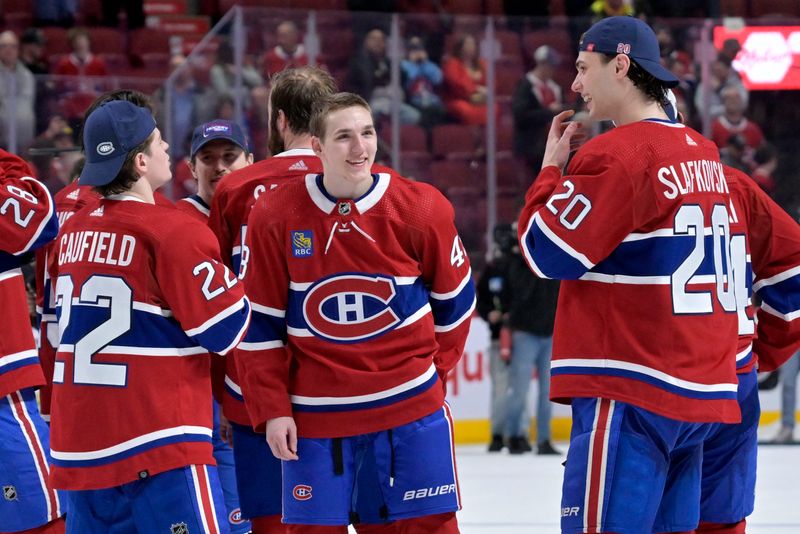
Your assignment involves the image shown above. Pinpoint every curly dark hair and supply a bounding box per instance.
[600,53,669,109]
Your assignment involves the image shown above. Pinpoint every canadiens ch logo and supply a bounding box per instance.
[293,484,313,500]
[303,274,401,342]
[292,230,314,257]
[229,508,244,524]
[3,485,17,501]
[171,523,189,534]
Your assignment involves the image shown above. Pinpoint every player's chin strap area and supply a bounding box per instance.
[323,221,377,254]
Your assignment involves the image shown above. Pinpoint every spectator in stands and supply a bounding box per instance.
[711,84,764,151]
[247,85,270,161]
[442,33,490,125]
[53,28,109,78]
[751,142,778,197]
[0,31,36,153]
[103,0,145,29]
[155,54,211,161]
[262,20,309,77]
[512,45,563,171]
[28,115,74,188]
[19,29,48,76]
[694,53,747,120]
[34,0,76,27]
[720,133,749,173]
[588,0,635,22]
[401,35,445,128]
[210,41,264,110]
[348,28,420,124]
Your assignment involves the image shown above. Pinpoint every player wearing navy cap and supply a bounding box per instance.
[518,17,737,533]
[48,100,251,533]
[176,120,253,221]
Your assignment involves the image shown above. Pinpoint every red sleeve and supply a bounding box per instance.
[236,195,293,429]
[0,174,58,255]
[745,180,800,371]
[420,189,476,380]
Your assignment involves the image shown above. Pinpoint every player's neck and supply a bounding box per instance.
[283,132,313,151]
[125,177,156,204]
[612,96,668,126]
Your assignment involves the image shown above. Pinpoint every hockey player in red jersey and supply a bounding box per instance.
[237,92,475,533]
[518,17,739,533]
[0,149,65,532]
[37,90,171,425]
[49,100,251,532]
[207,67,337,534]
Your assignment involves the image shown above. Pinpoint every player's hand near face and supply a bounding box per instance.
[266,416,299,461]
[541,110,582,172]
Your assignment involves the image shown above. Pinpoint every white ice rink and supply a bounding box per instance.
[453,443,800,533]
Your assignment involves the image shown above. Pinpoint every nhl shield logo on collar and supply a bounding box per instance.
[338,202,351,215]
[3,485,17,501]
[171,523,189,534]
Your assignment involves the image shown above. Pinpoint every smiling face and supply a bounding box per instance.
[189,139,252,202]
[571,51,622,121]
[313,104,377,199]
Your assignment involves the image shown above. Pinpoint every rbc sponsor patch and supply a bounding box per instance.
[292,230,314,257]
[293,484,313,500]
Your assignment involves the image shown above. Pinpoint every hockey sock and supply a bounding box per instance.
[3,517,66,534]
[390,512,459,533]
[694,519,746,534]
[250,514,288,534]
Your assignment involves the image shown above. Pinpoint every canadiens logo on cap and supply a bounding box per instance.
[96,141,115,155]
[292,230,313,257]
[586,43,595,51]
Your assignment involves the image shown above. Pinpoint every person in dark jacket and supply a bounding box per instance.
[504,221,561,455]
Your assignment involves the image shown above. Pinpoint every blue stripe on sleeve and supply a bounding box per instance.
[430,279,476,329]
[243,307,287,344]
[759,274,800,318]
[523,219,591,279]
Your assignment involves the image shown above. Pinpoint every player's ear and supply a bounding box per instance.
[614,54,630,78]
[311,135,322,155]
[133,151,148,177]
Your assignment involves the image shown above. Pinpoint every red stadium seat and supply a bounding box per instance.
[87,27,126,55]
[41,27,70,59]
[431,124,483,160]
[57,91,100,120]
[398,152,433,183]
[382,124,428,153]
[129,28,172,57]
[752,0,800,16]
[429,159,473,190]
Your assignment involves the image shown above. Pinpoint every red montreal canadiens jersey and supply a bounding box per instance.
[49,196,251,490]
[518,120,740,424]
[208,148,322,424]
[36,182,101,420]
[176,194,211,223]
[0,149,59,398]
[724,166,800,373]
[237,172,475,438]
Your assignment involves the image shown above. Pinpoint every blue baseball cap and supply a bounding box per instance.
[79,100,156,186]
[579,16,679,88]
[190,120,250,159]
